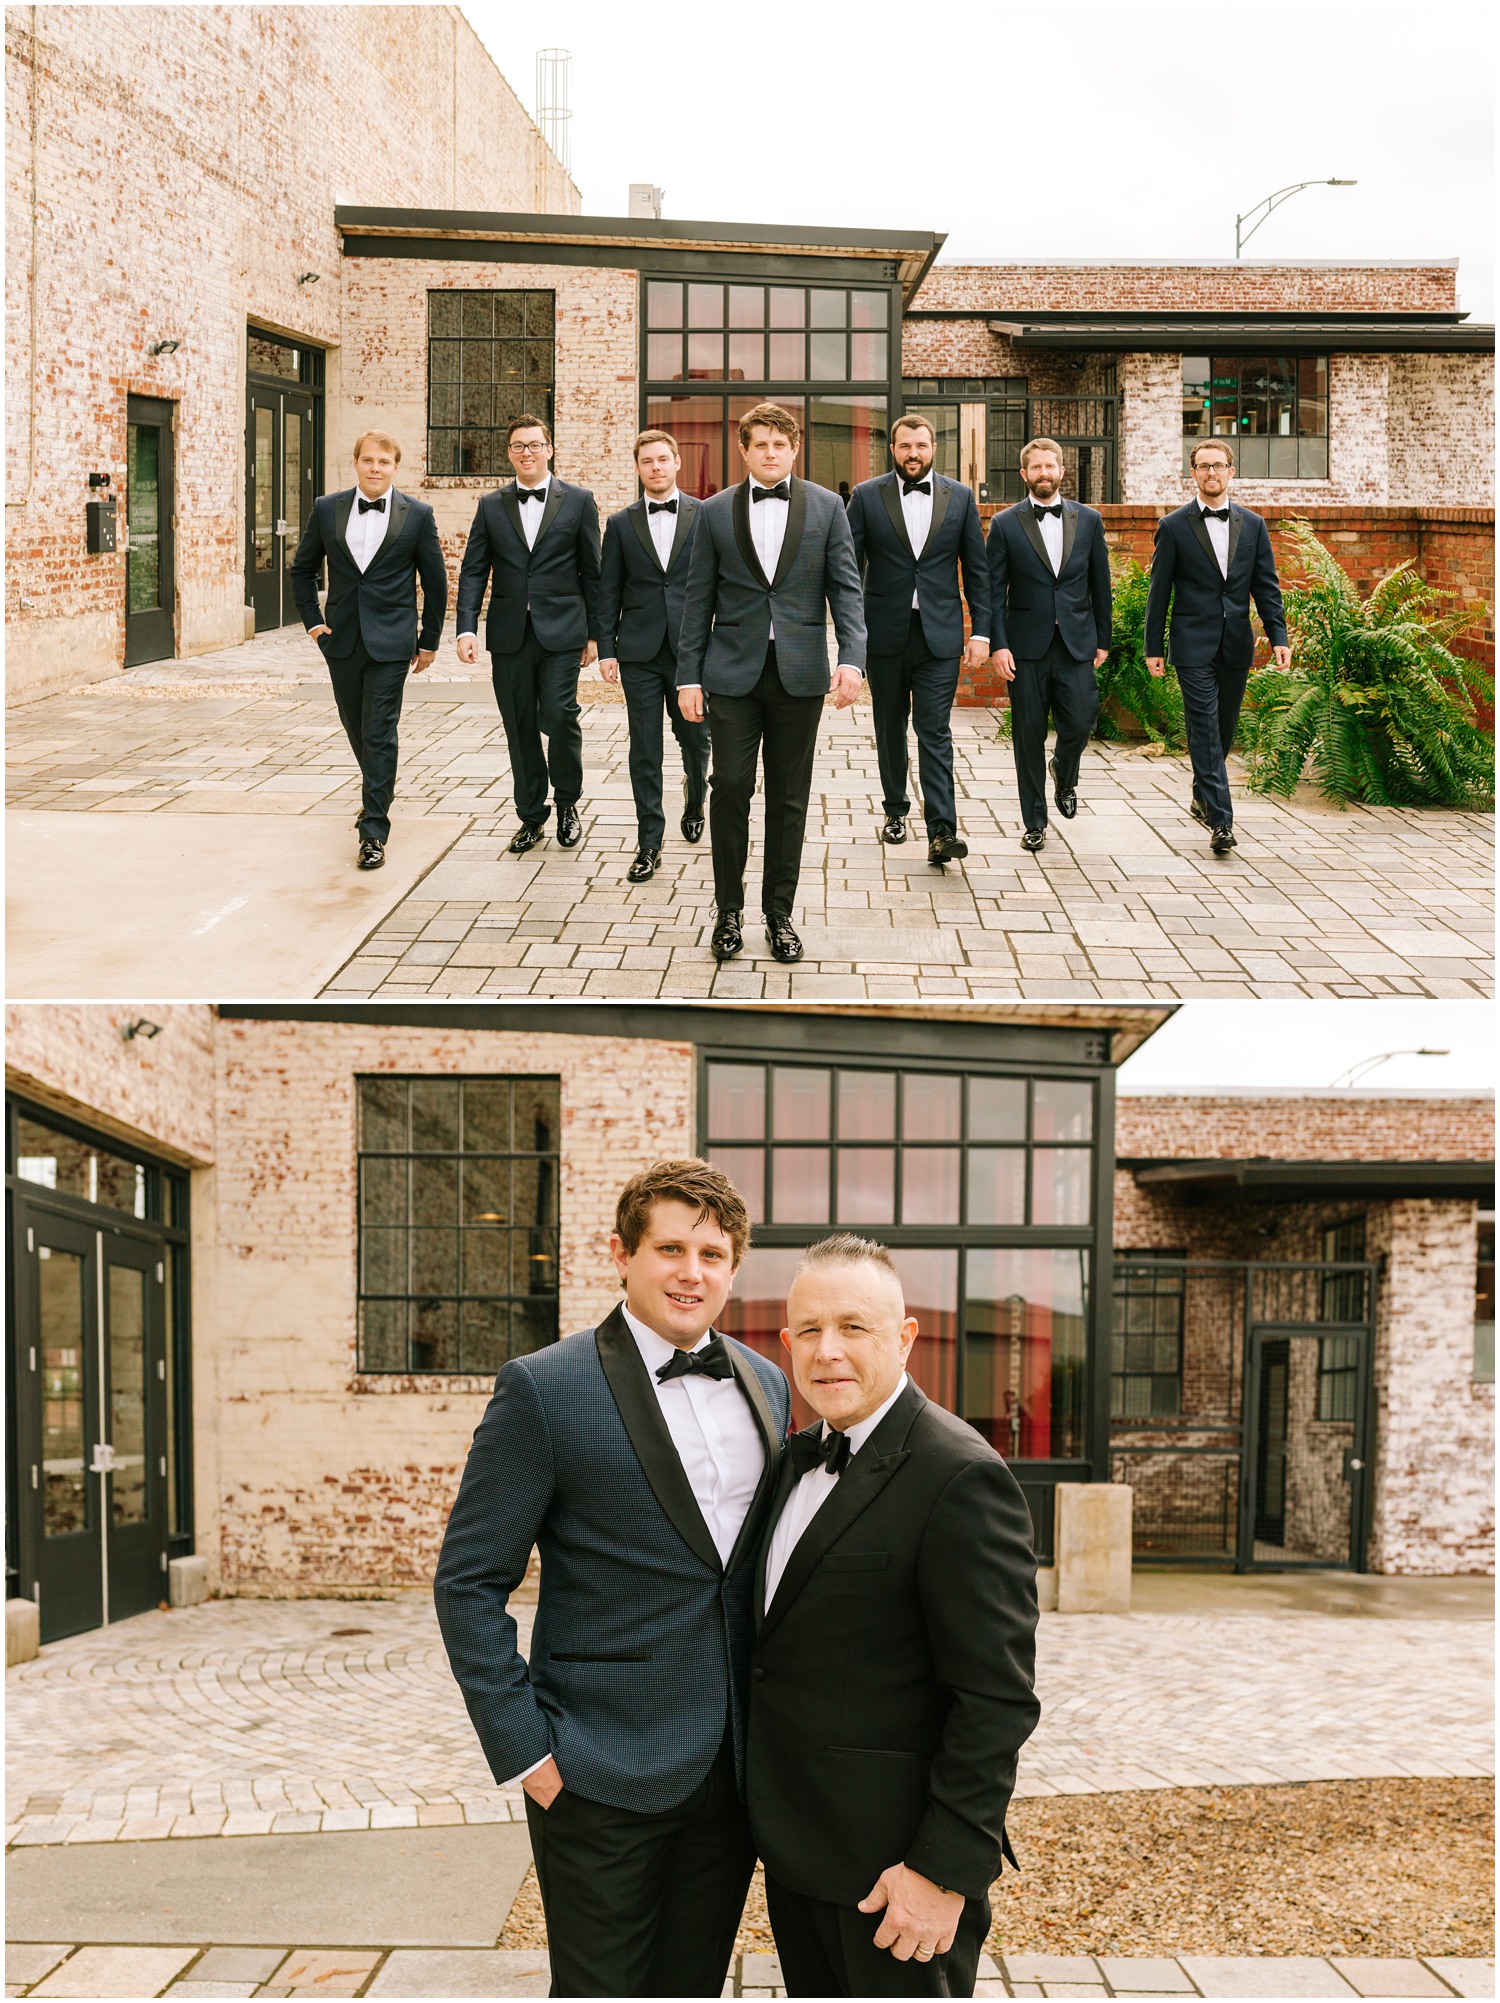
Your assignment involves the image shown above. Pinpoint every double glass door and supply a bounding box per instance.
[247,384,317,631]
[14,1203,167,1642]
[124,395,176,666]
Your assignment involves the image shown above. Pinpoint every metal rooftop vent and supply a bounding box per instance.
[536,48,572,171]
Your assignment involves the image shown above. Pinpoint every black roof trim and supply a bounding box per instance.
[977,313,1495,354]
[1125,1158,1495,1203]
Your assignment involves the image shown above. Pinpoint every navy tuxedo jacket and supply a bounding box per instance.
[985,498,1112,663]
[290,487,446,662]
[1144,500,1288,671]
[598,494,701,663]
[455,478,602,657]
[847,471,992,659]
[434,1306,791,1814]
[675,476,867,698]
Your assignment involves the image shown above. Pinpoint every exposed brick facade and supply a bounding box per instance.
[912,264,1463,315]
[4,5,578,701]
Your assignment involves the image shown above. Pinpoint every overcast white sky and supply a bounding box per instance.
[1117,1002,1496,1093]
[468,0,1496,320]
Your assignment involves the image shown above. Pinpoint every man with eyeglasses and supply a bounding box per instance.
[456,414,603,855]
[1145,440,1290,855]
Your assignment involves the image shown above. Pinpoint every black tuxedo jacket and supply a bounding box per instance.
[746,1382,1039,1906]
[597,494,701,663]
[1143,500,1288,671]
[985,498,1112,663]
[290,487,446,662]
[455,478,602,657]
[847,472,992,659]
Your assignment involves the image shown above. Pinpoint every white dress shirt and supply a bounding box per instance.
[645,486,680,570]
[900,472,987,645]
[347,485,394,573]
[458,476,550,639]
[763,1372,909,1608]
[1199,497,1231,577]
[1031,496,1064,576]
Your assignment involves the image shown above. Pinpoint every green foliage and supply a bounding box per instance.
[1238,518,1493,810]
[1095,557,1186,749]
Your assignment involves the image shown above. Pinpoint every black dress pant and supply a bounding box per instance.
[1009,631,1100,832]
[706,643,823,919]
[490,614,584,825]
[866,616,961,833]
[620,643,709,848]
[767,1875,991,1999]
[326,636,409,845]
[1174,645,1248,830]
[523,1729,754,1998]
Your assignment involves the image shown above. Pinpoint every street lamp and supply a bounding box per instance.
[1330,1048,1449,1088]
[1235,179,1357,257]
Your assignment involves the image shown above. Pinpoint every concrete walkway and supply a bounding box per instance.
[7,634,1492,1001]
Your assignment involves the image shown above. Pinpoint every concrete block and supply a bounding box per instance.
[366,1950,551,1997]
[1177,1958,1358,1996]
[4,1948,71,1989]
[1419,1961,1496,1999]
[168,1556,211,1608]
[6,1595,40,1665]
[1330,1959,1453,1997]
[1055,1484,1132,1614]
[1036,1565,1058,1612]
[1098,1959,1197,1992]
[31,1945,200,1996]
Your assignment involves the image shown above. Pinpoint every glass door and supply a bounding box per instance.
[246,381,319,632]
[20,1210,101,1642]
[102,1235,168,1623]
[124,395,176,666]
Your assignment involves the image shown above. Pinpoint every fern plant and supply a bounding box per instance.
[1239,519,1493,810]
[1095,557,1187,749]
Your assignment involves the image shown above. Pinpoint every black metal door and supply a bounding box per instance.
[1024,395,1118,505]
[1242,1322,1372,1571]
[124,396,176,666]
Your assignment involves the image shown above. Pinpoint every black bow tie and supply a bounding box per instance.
[1202,507,1230,522]
[648,499,677,515]
[517,486,545,504]
[656,1336,734,1385]
[1033,503,1063,520]
[902,479,931,497]
[752,482,790,503]
[788,1424,852,1479]
[357,495,386,514]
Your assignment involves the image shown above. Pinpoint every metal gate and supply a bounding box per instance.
[1109,1257,1376,1571]
[1025,395,1118,505]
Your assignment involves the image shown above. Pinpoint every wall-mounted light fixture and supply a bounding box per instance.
[121,1018,163,1041]
[88,471,111,488]
[296,272,320,286]
[146,338,181,357]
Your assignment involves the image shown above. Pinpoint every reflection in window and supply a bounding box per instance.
[427,290,555,478]
[1181,354,1328,481]
[1111,1255,1184,1418]
[1475,1211,1495,1384]
[965,1249,1089,1461]
[15,1115,148,1217]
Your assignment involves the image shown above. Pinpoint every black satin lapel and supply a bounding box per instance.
[880,473,915,557]
[501,485,526,551]
[757,1446,911,1639]
[928,477,951,543]
[771,476,807,591]
[667,497,696,570]
[1187,507,1219,569]
[334,490,355,551]
[724,1348,785,1577]
[595,1308,722,1574]
[1227,504,1244,571]
[1061,499,1079,571]
[733,481,769,587]
[629,499,659,568]
[533,480,566,548]
[1016,503,1050,570]
[754,1449,805,1628]
[370,490,408,568]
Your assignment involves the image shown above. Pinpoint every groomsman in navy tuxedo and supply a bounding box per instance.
[847,416,992,867]
[598,429,710,883]
[290,429,447,872]
[985,438,1112,854]
[1145,439,1290,854]
[455,414,602,856]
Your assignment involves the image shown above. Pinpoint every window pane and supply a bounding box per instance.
[773,1067,831,1139]
[462,1157,510,1225]
[687,331,723,377]
[768,332,805,377]
[1032,1147,1092,1225]
[525,293,554,336]
[360,1300,407,1372]
[647,333,681,379]
[1237,436,1269,481]
[772,1147,830,1224]
[1269,435,1300,479]
[967,1148,1026,1225]
[708,1062,766,1138]
[429,293,461,337]
[1299,437,1329,479]
[518,1227,559,1297]
[460,293,492,338]
[362,1157,407,1227]
[494,293,524,337]
[837,1070,896,1140]
[410,1079,459,1152]
[902,1147,959,1224]
[964,1248,1090,1460]
[526,338,553,383]
[40,1247,88,1537]
[512,1155,557,1231]
[810,290,846,328]
[850,331,888,379]
[1265,356,1296,435]
[896,1248,957,1413]
[411,1228,458,1295]
[836,1147,896,1225]
[412,1157,458,1227]
[903,1073,961,1140]
[728,286,764,328]
[1182,355,1211,441]
[514,1078,559,1154]
[708,1146,765,1224]
[1297,356,1328,435]
[513,1298,559,1355]
[969,1076,1026,1141]
[461,1300,509,1376]
[688,284,723,328]
[15,1116,146,1216]
[850,290,888,330]
[721,1246,812,1429]
[728,333,763,380]
[769,288,805,328]
[362,1228,407,1295]
[412,1299,459,1371]
[809,332,846,380]
[648,394,726,498]
[1033,1079,1092,1142]
[463,1080,510,1153]
[108,1265,148,1524]
[647,281,682,328]
[462,1228,510,1296]
[809,394,887,492]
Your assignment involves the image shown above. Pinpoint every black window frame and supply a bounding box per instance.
[1111,1251,1185,1419]
[1475,1209,1495,1386]
[427,288,556,479]
[1317,1216,1367,1421]
[1181,352,1330,482]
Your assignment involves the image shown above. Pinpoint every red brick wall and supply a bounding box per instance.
[1115,1092,1495,1164]
[912,264,1460,313]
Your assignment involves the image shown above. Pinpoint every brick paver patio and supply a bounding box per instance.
[8,634,1492,1001]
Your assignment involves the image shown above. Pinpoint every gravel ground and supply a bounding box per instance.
[498,1780,1493,1960]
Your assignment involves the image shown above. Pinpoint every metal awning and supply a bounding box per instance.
[1123,1159,1495,1203]
[977,313,1495,353]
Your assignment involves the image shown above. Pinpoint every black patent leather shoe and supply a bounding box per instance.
[1190,793,1211,829]
[556,803,582,848]
[711,908,743,961]
[1210,825,1237,856]
[1049,754,1078,819]
[358,839,385,871]
[880,814,908,845]
[681,787,706,844]
[927,825,969,866]
[764,915,804,963]
[627,846,661,883]
[508,820,545,855]
[1021,827,1047,853]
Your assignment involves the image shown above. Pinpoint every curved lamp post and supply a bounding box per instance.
[1235,179,1357,257]
[1330,1048,1449,1089]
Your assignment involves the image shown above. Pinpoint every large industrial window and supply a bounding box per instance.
[356,1075,560,1374]
[427,290,556,477]
[1181,355,1329,480]
[1111,1253,1185,1417]
[1317,1216,1367,1420]
[1475,1211,1495,1385]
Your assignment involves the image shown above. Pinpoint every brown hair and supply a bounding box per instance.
[634,427,680,461]
[737,401,801,451]
[615,1159,750,1266]
[1189,438,1236,470]
[1019,436,1064,470]
[891,413,936,444]
[352,430,401,463]
[507,412,553,446]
